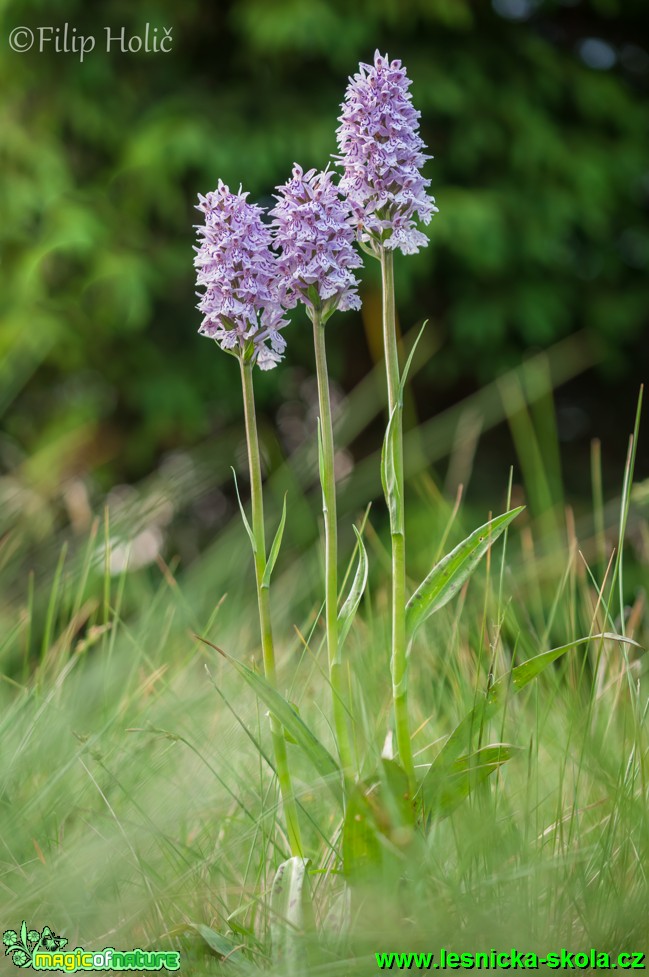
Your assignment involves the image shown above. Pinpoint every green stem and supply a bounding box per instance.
[380,248,415,791]
[312,310,353,781]
[240,357,304,857]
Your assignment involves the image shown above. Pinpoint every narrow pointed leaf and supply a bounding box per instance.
[406,507,524,638]
[262,493,287,589]
[187,923,252,972]
[399,319,428,398]
[215,646,342,806]
[231,467,256,555]
[270,857,314,974]
[381,404,402,535]
[417,632,639,804]
[419,744,521,820]
[378,757,416,834]
[337,525,369,655]
[316,417,326,501]
[509,631,640,689]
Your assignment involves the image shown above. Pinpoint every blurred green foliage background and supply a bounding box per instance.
[1,0,648,517]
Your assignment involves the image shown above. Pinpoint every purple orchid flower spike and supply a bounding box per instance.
[270,163,363,321]
[194,181,289,369]
[336,50,438,257]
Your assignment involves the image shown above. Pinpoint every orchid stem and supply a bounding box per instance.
[312,310,353,784]
[240,357,304,857]
[380,247,415,791]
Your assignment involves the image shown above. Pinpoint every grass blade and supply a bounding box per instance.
[200,638,342,807]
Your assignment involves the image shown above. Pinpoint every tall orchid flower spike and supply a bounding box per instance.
[271,164,362,320]
[336,50,437,257]
[194,181,303,856]
[194,181,289,369]
[337,52,437,790]
[271,164,364,781]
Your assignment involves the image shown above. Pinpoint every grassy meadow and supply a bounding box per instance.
[1,334,648,973]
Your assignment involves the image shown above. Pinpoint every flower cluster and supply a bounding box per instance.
[270,164,362,319]
[194,182,289,370]
[336,50,437,256]
[194,52,437,358]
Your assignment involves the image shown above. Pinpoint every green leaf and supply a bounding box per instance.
[342,760,417,883]
[399,319,428,398]
[187,923,251,972]
[270,857,314,974]
[262,493,287,589]
[419,744,521,820]
[231,467,256,555]
[283,701,301,744]
[417,633,640,804]
[342,784,384,883]
[337,525,368,656]
[316,416,326,497]
[215,646,342,806]
[509,632,641,690]
[406,507,524,638]
[381,404,402,535]
[378,758,416,837]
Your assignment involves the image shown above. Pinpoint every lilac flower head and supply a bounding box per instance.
[270,164,363,320]
[194,181,289,370]
[336,50,438,256]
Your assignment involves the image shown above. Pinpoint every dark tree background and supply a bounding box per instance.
[2,0,648,497]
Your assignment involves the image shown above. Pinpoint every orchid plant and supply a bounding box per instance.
[336,52,439,788]
[194,182,303,857]
[192,51,544,922]
[270,164,364,784]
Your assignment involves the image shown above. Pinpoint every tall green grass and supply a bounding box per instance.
[1,352,647,974]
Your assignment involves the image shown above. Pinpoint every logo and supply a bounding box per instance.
[4,924,66,968]
[3,923,180,972]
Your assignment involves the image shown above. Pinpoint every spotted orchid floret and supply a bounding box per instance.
[270,164,363,321]
[336,50,438,256]
[194,181,289,370]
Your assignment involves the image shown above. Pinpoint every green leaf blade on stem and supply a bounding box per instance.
[406,507,524,639]
[262,493,287,590]
[231,467,256,555]
[337,525,369,656]
[380,404,402,535]
[316,416,326,504]
[399,319,429,398]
